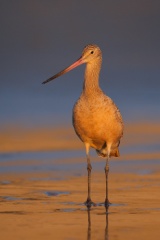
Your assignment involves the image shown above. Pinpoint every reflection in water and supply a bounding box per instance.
[104,206,109,240]
[87,208,91,240]
[87,206,109,240]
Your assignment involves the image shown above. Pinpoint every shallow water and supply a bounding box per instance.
[0,149,160,177]
[0,167,160,240]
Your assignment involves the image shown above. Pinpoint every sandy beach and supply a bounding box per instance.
[0,122,160,240]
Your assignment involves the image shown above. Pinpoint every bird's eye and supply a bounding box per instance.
[90,51,94,54]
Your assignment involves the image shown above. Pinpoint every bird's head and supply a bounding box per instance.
[81,44,102,64]
[42,44,102,84]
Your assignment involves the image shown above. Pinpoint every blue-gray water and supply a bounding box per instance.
[1,71,160,128]
[0,149,159,177]
[1,0,160,128]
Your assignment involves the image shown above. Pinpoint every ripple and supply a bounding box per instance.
[44,191,70,197]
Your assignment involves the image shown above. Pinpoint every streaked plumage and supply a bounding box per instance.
[43,44,123,207]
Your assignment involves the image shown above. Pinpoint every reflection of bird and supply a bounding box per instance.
[87,206,109,240]
[42,44,123,207]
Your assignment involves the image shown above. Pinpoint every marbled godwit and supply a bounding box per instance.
[42,44,123,207]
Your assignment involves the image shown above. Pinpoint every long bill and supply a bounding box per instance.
[42,56,84,84]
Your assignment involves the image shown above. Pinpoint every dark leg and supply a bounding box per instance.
[84,144,95,207]
[85,157,94,207]
[87,159,92,201]
[104,156,110,206]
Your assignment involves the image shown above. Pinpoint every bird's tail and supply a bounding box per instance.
[96,148,120,158]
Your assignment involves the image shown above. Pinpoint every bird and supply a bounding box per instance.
[42,44,123,207]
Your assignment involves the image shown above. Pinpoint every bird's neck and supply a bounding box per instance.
[83,60,102,95]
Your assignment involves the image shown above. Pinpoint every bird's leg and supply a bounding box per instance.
[104,155,110,206]
[86,156,92,204]
[84,144,95,207]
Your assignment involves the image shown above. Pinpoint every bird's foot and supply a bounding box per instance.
[84,198,96,208]
[104,199,111,207]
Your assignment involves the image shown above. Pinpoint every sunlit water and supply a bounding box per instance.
[0,149,159,177]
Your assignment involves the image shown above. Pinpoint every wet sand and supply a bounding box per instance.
[0,122,160,239]
[0,170,160,240]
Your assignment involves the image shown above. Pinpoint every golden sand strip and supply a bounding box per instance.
[0,122,160,153]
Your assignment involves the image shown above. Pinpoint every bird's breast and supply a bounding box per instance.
[72,94,123,149]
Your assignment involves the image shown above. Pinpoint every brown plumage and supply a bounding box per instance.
[42,44,123,207]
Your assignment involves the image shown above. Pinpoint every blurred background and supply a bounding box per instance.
[1,0,160,129]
